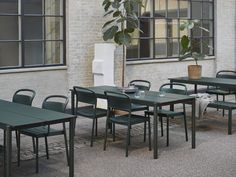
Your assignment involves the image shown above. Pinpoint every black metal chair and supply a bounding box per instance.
[12,89,36,163]
[73,86,107,147]
[18,95,69,173]
[104,91,151,157]
[206,70,236,116]
[145,83,188,146]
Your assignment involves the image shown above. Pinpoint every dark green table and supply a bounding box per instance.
[169,77,236,93]
[71,86,196,159]
[0,99,76,177]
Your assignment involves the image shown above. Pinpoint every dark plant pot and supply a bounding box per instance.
[188,65,202,80]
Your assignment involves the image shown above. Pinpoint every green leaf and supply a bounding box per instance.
[103,26,119,41]
[104,2,111,12]
[102,19,115,29]
[113,11,121,17]
[104,10,114,17]
[192,52,205,60]
[179,52,191,61]
[102,0,110,6]
[114,31,131,46]
[198,26,209,33]
[112,1,120,9]
[181,35,190,50]
[125,28,135,33]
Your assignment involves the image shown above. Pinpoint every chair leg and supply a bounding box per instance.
[228,109,232,135]
[112,123,116,142]
[183,113,188,142]
[32,137,36,153]
[148,119,152,151]
[216,94,219,111]
[144,122,146,142]
[223,95,225,116]
[44,136,49,159]
[126,126,130,157]
[17,132,20,167]
[128,125,131,145]
[95,118,98,137]
[36,137,39,173]
[63,123,69,166]
[15,131,19,149]
[104,119,109,151]
[160,116,163,137]
[90,119,95,147]
[166,117,169,147]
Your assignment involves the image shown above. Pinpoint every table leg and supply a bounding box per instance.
[69,118,75,177]
[153,105,158,159]
[194,84,197,94]
[4,126,12,177]
[191,99,196,148]
[71,90,75,115]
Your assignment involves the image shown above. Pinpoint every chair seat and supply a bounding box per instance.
[77,106,107,118]
[208,101,236,110]
[146,109,184,117]
[20,126,64,138]
[206,89,234,95]
[110,114,149,126]
[131,103,148,111]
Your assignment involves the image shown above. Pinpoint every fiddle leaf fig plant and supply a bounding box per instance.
[102,0,143,86]
[180,20,211,65]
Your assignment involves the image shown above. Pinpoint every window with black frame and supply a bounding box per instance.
[127,0,214,61]
[0,0,65,69]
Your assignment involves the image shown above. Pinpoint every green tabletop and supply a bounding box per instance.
[89,86,194,106]
[169,77,236,89]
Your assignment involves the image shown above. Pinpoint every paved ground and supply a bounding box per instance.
[1,106,236,177]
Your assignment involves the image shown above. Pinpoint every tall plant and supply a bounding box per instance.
[180,20,211,65]
[102,0,143,86]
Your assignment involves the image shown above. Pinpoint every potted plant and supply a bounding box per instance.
[102,0,143,86]
[180,20,211,79]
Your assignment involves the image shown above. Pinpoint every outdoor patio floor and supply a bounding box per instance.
[1,106,236,177]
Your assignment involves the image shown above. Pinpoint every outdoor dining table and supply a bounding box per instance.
[0,99,76,177]
[169,76,236,93]
[70,85,196,159]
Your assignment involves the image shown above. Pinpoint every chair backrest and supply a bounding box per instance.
[105,91,131,112]
[159,83,187,95]
[42,95,69,113]
[216,70,236,79]
[73,86,97,105]
[128,80,151,91]
[12,89,36,106]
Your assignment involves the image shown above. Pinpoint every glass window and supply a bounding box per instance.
[0,0,65,69]
[127,0,215,61]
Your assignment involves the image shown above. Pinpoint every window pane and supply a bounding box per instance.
[23,0,42,14]
[0,16,18,40]
[167,0,178,18]
[0,0,18,14]
[140,18,153,38]
[179,0,188,18]
[127,39,139,59]
[167,38,178,57]
[0,42,19,67]
[141,0,152,17]
[45,17,62,40]
[140,39,153,58]
[202,20,213,37]
[24,17,43,39]
[191,2,202,19]
[192,38,201,53]
[154,0,166,17]
[25,42,43,65]
[155,39,166,58]
[167,19,178,38]
[203,2,213,19]
[45,0,62,15]
[202,38,213,55]
[155,19,166,38]
[45,41,62,64]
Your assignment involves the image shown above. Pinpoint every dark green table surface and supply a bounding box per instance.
[0,99,76,177]
[169,77,236,90]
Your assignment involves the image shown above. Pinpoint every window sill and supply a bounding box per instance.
[0,66,68,74]
[126,56,216,65]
